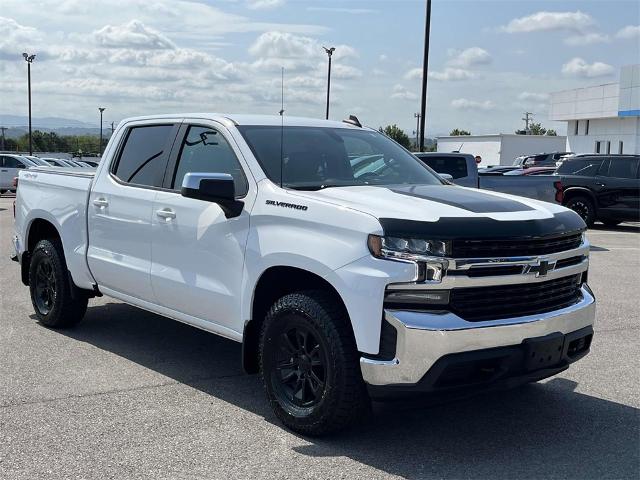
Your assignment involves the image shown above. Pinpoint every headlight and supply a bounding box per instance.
[368,234,449,282]
[367,234,449,259]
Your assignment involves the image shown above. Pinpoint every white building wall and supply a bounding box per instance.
[566,117,640,154]
[437,134,567,166]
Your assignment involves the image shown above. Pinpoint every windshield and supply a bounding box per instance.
[237,126,444,190]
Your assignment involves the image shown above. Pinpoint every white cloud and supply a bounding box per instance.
[518,92,550,102]
[391,84,417,101]
[447,47,492,67]
[94,20,175,49]
[330,63,362,79]
[404,67,475,81]
[249,31,316,58]
[379,54,388,62]
[0,16,43,59]
[306,7,376,14]
[451,98,495,110]
[564,32,610,46]
[502,11,594,33]
[246,0,285,10]
[616,25,640,39]
[561,57,615,78]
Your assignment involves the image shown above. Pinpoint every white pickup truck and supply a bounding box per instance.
[12,114,595,435]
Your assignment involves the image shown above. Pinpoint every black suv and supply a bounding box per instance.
[513,152,573,168]
[558,154,640,227]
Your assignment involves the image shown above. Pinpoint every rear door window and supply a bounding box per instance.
[604,157,640,179]
[418,156,468,179]
[112,125,176,188]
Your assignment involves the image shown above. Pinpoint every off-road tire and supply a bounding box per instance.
[29,239,88,328]
[260,290,370,435]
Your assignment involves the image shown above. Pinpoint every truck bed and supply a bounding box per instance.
[15,167,96,289]
[478,175,560,204]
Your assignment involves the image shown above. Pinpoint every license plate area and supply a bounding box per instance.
[523,333,564,371]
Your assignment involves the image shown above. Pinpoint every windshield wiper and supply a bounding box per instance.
[287,183,356,191]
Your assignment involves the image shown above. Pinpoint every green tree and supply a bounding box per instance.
[515,123,557,136]
[378,124,412,149]
[449,128,471,136]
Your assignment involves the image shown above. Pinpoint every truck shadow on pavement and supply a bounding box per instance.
[59,302,639,480]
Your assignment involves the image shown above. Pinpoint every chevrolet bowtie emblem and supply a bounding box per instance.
[535,258,557,277]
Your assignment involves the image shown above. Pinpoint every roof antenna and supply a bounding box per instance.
[279,67,285,188]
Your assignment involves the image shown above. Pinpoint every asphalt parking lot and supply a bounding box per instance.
[0,193,638,480]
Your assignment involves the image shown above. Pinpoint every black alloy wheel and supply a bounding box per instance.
[34,257,56,315]
[272,320,328,410]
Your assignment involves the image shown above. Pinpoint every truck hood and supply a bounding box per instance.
[289,184,584,237]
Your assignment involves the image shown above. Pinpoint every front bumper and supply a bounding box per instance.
[360,284,595,390]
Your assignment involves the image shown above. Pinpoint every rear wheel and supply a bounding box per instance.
[260,290,370,435]
[29,239,88,328]
[565,196,595,227]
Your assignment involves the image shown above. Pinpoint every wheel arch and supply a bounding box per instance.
[21,217,63,286]
[563,187,597,207]
[242,265,351,374]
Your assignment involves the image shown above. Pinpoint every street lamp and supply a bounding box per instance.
[323,46,335,120]
[418,0,432,152]
[98,107,105,156]
[22,53,36,155]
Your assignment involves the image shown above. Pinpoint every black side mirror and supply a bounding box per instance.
[181,173,244,218]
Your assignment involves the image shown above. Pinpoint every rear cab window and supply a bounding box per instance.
[111,124,178,188]
[418,155,469,179]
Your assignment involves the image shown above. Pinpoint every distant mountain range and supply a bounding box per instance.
[0,115,103,137]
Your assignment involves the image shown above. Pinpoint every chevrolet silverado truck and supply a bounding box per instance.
[12,114,595,435]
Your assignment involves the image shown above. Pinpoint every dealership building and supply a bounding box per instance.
[549,64,640,155]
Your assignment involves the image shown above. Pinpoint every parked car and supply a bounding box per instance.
[81,160,100,168]
[1,154,35,194]
[503,166,558,176]
[13,114,595,435]
[415,153,563,203]
[513,152,573,168]
[557,154,640,227]
[477,165,522,175]
[22,155,53,167]
[41,158,75,167]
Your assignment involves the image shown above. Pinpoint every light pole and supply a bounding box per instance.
[98,107,105,155]
[23,53,36,155]
[418,0,432,152]
[414,113,421,150]
[323,46,335,120]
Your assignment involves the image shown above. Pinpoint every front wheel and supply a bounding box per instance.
[260,291,370,435]
[29,239,88,328]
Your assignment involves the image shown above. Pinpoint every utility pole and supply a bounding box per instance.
[418,0,432,152]
[323,46,335,120]
[0,127,7,151]
[413,113,421,150]
[23,53,36,155]
[98,107,105,155]
[522,112,533,134]
[110,121,115,135]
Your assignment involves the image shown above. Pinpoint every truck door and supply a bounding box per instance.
[150,122,255,332]
[87,122,180,302]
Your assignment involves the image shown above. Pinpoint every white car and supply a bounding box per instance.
[12,114,596,434]
[1,154,37,193]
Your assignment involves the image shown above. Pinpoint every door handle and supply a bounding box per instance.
[156,208,176,220]
[595,182,606,187]
[0,169,8,172]
[93,198,109,208]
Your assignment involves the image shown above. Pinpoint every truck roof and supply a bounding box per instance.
[119,113,363,129]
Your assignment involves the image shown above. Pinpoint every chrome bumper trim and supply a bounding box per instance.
[360,285,595,386]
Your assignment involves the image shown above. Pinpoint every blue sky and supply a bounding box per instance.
[1,0,638,136]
